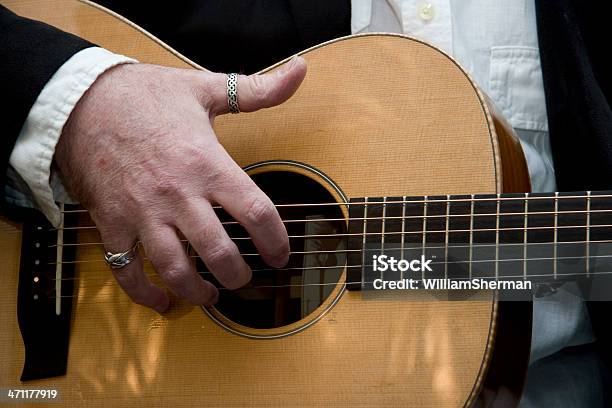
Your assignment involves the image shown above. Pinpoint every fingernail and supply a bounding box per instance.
[278,56,299,76]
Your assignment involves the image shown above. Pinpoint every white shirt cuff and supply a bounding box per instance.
[9,47,137,227]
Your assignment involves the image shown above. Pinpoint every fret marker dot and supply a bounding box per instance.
[33,294,39,300]
[34,260,40,265]
[33,276,39,283]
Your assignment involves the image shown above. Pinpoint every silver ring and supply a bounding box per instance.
[227,73,240,114]
[104,241,139,270]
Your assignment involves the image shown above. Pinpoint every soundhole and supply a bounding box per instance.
[200,168,347,334]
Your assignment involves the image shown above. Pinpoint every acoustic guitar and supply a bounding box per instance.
[2,1,611,407]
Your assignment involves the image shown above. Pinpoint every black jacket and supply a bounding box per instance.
[535,0,612,381]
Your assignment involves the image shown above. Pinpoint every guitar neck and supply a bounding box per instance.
[346,191,612,288]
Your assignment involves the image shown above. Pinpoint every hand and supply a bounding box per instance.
[55,57,307,313]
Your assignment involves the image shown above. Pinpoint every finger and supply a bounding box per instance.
[140,223,219,306]
[176,199,252,290]
[204,55,307,115]
[99,230,169,313]
[208,146,290,268]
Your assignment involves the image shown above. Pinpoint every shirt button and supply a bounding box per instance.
[419,3,435,22]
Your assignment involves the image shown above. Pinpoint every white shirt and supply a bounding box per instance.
[7,2,598,404]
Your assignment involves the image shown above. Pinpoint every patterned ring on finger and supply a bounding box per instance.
[227,73,240,114]
[104,240,140,270]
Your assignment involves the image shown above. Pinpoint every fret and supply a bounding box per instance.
[381,197,387,253]
[346,198,366,291]
[526,192,556,281]
[587,191,612,277]
[422,196,428,280]
[447,194,472,284]
[555,192,587,282]
[523,193,528,280]
[401,196,428,281]
[365,197,385,284]
[381,197,405,282]
[362,196,369,254]
[586,191,591,277]
[445,195,451,280]
[472,194,498,281]
[380,197,386,281]
[424,195,447,280]
[553,192,559,279]
[498,193,526,281]
[495,194,500,281]
[401,197,407,280]
[365,197,383,248]
[469,195,475,279]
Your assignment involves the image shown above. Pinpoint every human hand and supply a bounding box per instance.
[55,57,307,313]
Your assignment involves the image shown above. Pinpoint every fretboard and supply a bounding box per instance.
[346,191,612,291]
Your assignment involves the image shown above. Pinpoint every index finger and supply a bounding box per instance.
[209,148,289,268]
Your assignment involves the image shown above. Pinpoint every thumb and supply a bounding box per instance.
[206,56,307,115]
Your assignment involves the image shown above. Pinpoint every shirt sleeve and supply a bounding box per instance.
[8,47,137,227]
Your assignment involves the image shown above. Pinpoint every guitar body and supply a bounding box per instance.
[0,1,532,406]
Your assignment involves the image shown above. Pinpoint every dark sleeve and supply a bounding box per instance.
[536,0,612,191]
[536,1,612,395]
[0,5,94,213]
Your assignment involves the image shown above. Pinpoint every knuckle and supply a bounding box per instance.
[150,172,181,198]
[91,203,123,230]
[248,76,272,103]
[205,241,237,266]
[243,196,275,227]
[181,144,210,167]
[161,266,191,290]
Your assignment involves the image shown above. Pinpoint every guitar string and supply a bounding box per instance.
[55,192,612,215]
[40,238,612,283]
[50,240,612,272]
[36,190,612,295]
[45,223,612,255]
[48,208,612,232]
[47,251,612,286]
[45,268,612,304]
